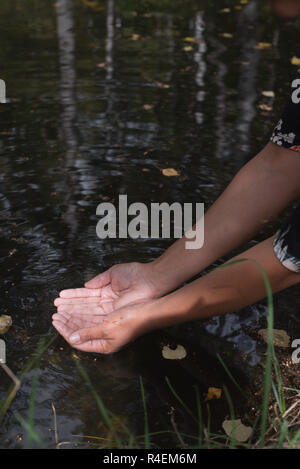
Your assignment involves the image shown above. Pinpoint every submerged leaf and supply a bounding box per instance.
[222,418,252,442]
[258,329,290,348]
[162,344,187,360]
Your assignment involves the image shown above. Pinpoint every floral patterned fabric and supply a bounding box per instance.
[272,70,300,272]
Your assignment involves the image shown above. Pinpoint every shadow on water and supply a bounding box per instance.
[0,0,300,448]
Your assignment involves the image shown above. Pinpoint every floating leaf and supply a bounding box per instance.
[155,81,170,89]
[0,315,12,334]
[221,33,233,38]
[291,56,300,66]
[162,344,187,360]
[222,419,252,442]
[258,329,290,348]
[184,37,196,43]
[254,42,272,50]
[258,103,272,112]
[262,90,275,98]
[162,168,180,177]
[205,387,222,402]
[183,45,193,52]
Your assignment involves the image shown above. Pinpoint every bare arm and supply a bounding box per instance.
[147,142,300,295]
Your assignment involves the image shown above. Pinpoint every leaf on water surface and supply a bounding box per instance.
[183,37,196,43]
[204,387,222,402]
[162,344,187,360]
[221,33,233,38]
[291,56,300,66]
[262,90,275,98]
[254,42,272,50]
[162,168,180,177]
[155,81,170,89]
[0,315,12,334]
[183,46,193,52]
[258,103,273,112]
[258,329,290,348]
[222,419,252,442]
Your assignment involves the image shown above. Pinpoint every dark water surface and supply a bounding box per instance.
[1,0,300,448]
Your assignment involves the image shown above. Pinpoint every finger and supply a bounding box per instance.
[73,339,112,354]
[54,297,100,306]
[85,268,112,289]
[56,304,107,315]
[52,319,72,341]
[53,312,102,329]
[59,288,101,299]
[69,324,110,346]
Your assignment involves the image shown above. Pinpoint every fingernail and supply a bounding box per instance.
[70,333,80,344]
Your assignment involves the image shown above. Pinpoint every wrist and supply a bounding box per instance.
[144,257,182,297]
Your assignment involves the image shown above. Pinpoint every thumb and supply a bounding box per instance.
[69,324,104,345]
[85,268,112,289]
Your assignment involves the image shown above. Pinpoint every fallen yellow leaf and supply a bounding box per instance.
[291,56,300,66]
[184,37,196,42]
[0,315,12,334]
[254,42,272,50]
[205,387,222,402]
[258,103,273,112]
[258,329,290,348]
[222,419,252,442]
[162,168,180,177]
[162,345,187,360]
[183,45,193,52]
[262,90,275,98]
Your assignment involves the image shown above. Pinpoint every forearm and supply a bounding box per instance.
[145,236,300,330]
[147,142,300,296]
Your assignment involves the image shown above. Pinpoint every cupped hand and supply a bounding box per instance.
[52,300,154,354]
[54,262,159,315]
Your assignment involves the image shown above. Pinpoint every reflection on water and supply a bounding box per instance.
[0,0,300,448]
